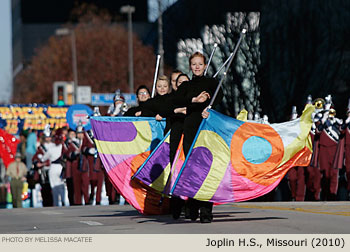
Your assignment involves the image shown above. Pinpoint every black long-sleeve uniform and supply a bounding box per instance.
[172,75,223,155]
[170,75,223,221]
[136,94,175,134]
[124,101,157,117]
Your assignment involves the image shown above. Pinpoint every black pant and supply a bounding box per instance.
[66,178,75,206]
[183,112,203,155]
[41,183,53,207]
[183,112,213,220]
[169,120,184,164]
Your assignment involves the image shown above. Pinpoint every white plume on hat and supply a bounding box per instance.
[43,124,51,137]
[306,95,312,105]
[113,89,125,102]
[93,107,101,116]
[76,121,84,133]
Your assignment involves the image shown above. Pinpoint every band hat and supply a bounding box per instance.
[76,125,84,133]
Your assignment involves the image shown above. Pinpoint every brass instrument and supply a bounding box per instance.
[329,108,336,117]
[313,98,325,110]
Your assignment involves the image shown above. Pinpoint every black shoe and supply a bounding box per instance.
[187,199,199,221]
[170,197,184,220]
[199,207,213,223]
[189,206,199,221]
[172,209,181,220]
[171,203,182,220]
[200,216,212,223]
[184,205,191,219]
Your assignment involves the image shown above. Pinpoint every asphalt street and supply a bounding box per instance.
[0,201,349,234]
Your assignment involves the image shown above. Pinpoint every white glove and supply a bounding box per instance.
[88,147,96,155]
[113,104,122,116]
[321,111,329,124]
[346,117,350,124]
[336,118,343,125]
[324,103,331,110]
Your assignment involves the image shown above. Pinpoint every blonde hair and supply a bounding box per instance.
[157,75,169,83]
[156,75,170,94]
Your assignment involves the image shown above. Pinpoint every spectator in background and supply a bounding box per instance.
[26,129,37,171]
[17,132,27,163]
[6,153,27,208]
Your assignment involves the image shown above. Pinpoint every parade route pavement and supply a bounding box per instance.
[0,202,349,234]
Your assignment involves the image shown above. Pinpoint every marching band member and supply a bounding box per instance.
[81,126,104,205]
[287,106,306,201]
[307,97,324,200]
[70,125,90,205]
[107,90,128,117]
[32,125,53,206]
[41,129,66,206]
[317,96,343,200]
[63,129,78,205]
[340,99,350,197]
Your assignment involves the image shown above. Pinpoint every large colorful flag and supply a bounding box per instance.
[170,104,314,202]
[90,116,170,214]
[133,109,250,196]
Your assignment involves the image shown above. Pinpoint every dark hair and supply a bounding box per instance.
[170,69,182,79]
[136,85,151,96]
[189,52,206,66]
[176,73,190,87]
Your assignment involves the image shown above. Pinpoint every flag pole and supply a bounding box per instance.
[204,43,218,76]
[151,55,161,98]
[208,29,246,108]
[169,119,206,196]
[213,52,233,78]
[131,129,171,180]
